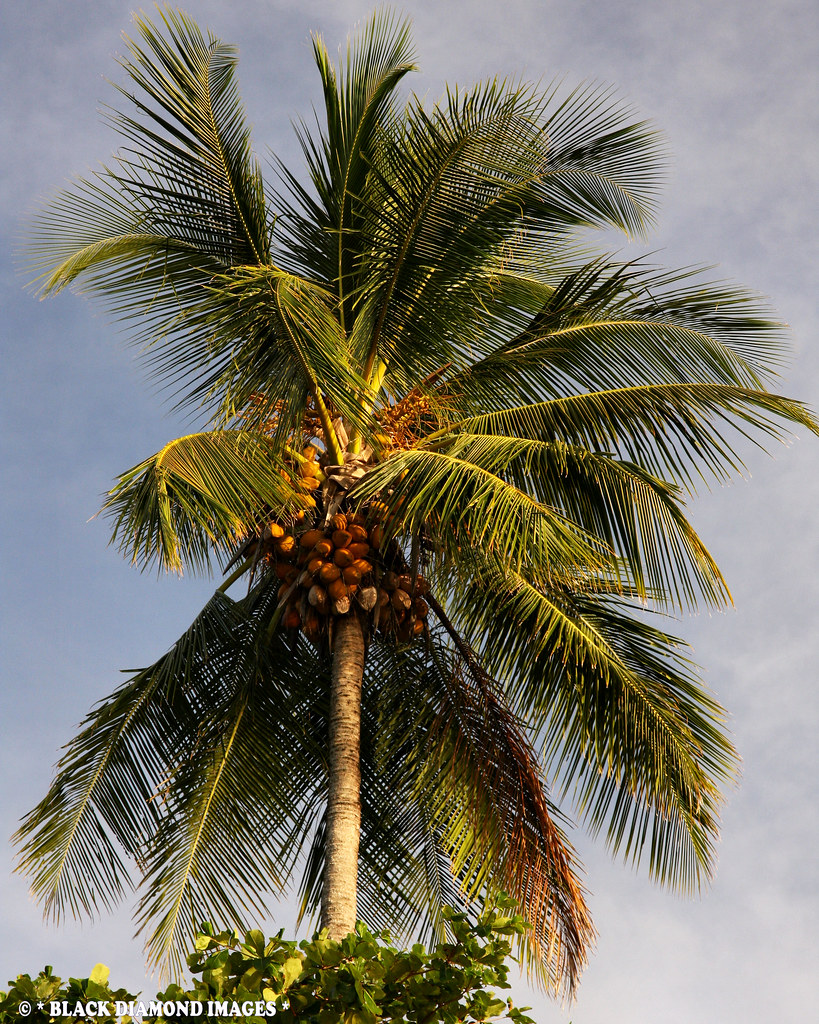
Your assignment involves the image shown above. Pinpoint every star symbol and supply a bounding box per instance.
[37,1003,44,1010]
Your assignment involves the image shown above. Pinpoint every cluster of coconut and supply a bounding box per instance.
[264,509,430,645]
[277,444,323,506]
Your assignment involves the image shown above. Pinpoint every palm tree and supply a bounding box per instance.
[15,5,816,996]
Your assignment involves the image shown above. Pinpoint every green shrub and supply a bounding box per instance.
[1,899,534,1023]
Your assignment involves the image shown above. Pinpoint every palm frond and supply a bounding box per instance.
[12,589,246,925]
[346,77,662,397]
[499,436,730,610]
[102,430,299,574]
[411,627,593,994]
[111,4,270,265]
[525,77,664,238]
[16,573,333,975]
[304,10,416,321]
[135,614,328,972]
[451,382,818,488]
[443,263,790,417]
[447,564,739,891]
[352,437,612,583]
[24,5,272,409]
[186,267,369,445]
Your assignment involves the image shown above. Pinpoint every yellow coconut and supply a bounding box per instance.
[276,534,297,556]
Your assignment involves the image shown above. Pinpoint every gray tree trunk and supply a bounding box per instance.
[319,611,365,938]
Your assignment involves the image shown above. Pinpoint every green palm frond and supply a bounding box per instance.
[135,600,329,972]
[499,437,729,609]
[15,573,332,975]
[306,10,416,323]
[25,4,271,411]
[111,5,270,266]
[444,263,790,415]
[523,78,664,237]
[345,76,660,397]
[102,430,300,573]
[447,564,738,890]
[28,5,269,290]
[453,382,818,487]
[353,437,612,582]
[188,268,369,447]
[12,589,246,924]
[392,430,729,609]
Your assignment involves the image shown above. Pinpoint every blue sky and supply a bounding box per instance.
[1,1,817,1020]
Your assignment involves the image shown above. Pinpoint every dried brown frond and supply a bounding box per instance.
[426,594,595,996]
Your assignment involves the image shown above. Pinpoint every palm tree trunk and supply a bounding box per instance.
[320,611,365,938]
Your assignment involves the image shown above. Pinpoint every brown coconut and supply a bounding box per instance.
[328,577,348,602]
[314,538,333,558]
[276,535,297,557]
[356,586,378,611]
[319,562,342,584]
[343,564,363,585]
[333,547,354,568]
[332,529,353,549]
[308,585,329,614]
[299,529,325,550]
[381,571,399,592]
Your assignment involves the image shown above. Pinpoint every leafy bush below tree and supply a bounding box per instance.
[1,899,535,1024]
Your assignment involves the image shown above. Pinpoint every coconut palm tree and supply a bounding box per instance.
[15,5,816,995]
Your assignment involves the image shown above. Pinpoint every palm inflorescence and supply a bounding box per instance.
[15,5,817,996]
